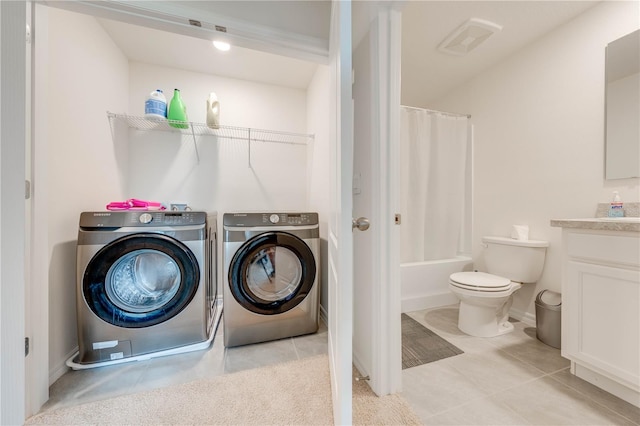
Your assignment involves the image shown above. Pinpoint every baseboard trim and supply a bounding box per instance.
[574,363,640,408]
[509,307,536,327]
[319,303,327,326]
[50,347,76,385]
[401,292,458,313]
[352,350,367,379]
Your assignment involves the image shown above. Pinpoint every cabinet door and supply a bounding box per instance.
[565,261,640,389]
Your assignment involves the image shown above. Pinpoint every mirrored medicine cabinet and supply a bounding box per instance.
[605,29,640,180]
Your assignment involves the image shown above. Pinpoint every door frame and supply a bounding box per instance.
[369,6,402,396]
[327,0,353,423]
[1,1,29,423]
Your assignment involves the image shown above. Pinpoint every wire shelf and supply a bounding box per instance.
[107,112,313,145]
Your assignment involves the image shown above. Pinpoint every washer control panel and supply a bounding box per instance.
[139,213,153,224]
[161,212,200,225]
[79,211,207,228]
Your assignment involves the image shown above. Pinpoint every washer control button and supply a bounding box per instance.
[269,214,280,224]
[139,213,153,224]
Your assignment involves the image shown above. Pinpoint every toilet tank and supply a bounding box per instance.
[482,236,549,283]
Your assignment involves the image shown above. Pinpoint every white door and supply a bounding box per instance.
[327,1,353,423]
[352,7,403,396]
[0,1,29,423]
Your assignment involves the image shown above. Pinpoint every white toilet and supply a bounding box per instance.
[449,236,549,337]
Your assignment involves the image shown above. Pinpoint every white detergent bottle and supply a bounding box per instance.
[206,92,220,129]
[145,89,167,120]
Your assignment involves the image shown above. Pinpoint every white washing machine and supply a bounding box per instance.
[222,212,320,347]
[70,210,220,368]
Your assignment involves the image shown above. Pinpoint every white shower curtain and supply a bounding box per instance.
[400,107,469,263]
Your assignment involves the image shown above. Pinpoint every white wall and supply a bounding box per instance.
[46,7,129,381]
[430,1,640,320]
[127,62,309,212]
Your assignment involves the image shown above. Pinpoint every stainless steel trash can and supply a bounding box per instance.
[535,290,561,349]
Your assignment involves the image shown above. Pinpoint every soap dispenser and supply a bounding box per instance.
[608,191,624,217]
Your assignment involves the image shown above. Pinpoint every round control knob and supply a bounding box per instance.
[269,214,280,224]
[139,213,153,224]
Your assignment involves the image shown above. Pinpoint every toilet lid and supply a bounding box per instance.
[450,272,512,291]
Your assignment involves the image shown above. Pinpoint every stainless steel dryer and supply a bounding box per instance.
[223,212,320,347]
[71,211,219,368]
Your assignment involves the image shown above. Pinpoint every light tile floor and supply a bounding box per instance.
[39,306,640,426]
[402,305,640,425]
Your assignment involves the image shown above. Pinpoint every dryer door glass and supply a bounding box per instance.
[229,231,316,315]
[105,249,181,312]
[246,246,302,302]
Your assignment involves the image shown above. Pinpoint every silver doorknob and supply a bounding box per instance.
[352,217,370,231]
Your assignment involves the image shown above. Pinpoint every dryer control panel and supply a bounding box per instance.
[223,212,319,227]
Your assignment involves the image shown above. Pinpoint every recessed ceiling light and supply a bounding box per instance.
[213,40,230,52]
[438,18,502,56]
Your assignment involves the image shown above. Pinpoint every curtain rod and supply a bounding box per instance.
[400,104,471,119]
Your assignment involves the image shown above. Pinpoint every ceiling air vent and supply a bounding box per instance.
[438,18,502,56]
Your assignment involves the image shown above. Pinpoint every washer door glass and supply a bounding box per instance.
[105,250,181,312]
[229,231,316,315]
[83,233,200,328]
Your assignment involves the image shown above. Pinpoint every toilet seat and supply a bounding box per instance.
[450,272,512,292]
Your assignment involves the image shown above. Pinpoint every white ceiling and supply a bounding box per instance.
[401,1,599,105]
[99,18,320,90]
[96,1,599,100]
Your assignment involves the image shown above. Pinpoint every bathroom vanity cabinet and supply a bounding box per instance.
[551,218,640,407]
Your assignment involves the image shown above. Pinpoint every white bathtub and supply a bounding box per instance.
[401,256,473,313]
